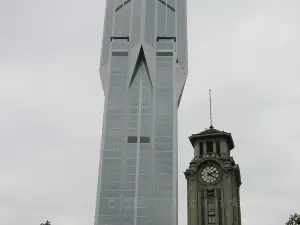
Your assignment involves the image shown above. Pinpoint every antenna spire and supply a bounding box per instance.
[209,89,214,129]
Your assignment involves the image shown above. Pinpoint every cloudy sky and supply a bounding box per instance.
[1,0,300,224]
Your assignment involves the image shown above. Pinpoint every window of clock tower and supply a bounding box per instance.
[207,190,215,204]
[200,142,204,156]
[208,211,216,224]
[216,140,220,155]
[207,190,214,198]
[206,141,213,155]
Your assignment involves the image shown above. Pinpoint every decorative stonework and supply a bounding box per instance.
[184,127,242,225]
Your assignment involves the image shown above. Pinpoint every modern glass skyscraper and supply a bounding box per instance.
[94,1,188,225]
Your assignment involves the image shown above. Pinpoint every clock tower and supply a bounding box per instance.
[184,126,242,225]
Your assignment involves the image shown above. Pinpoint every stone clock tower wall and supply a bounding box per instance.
[185,127,242,225]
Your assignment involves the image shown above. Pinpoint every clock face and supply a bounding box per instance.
[200,165,220,184]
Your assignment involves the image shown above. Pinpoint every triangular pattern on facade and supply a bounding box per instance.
[129,46,152,87]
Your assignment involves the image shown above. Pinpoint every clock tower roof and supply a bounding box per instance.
[189,126,235,150]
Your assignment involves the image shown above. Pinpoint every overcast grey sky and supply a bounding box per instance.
[1,0,300,224]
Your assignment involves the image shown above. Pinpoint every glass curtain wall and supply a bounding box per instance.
[95,0,188,225]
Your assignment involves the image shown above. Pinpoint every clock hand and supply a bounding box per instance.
[208,172,217,178]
